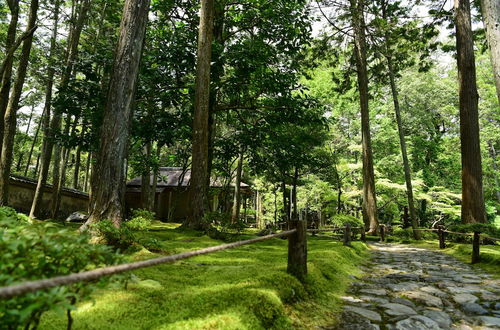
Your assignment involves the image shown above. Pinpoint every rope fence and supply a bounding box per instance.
[0,229,299,300]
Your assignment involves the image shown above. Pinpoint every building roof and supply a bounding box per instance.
[10,174,89,198]
[126,167,249,190]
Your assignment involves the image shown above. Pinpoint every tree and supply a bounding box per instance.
[480,0,500,105]
[454,0,487,223]
[348,0,379,234]
[0,0,39,205]
[185,0,215,229]
[83,0,150,228]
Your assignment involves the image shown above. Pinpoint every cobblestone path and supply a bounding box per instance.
[336,243,500,329]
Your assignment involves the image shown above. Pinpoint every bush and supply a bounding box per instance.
[125,209,155,231]
[448,223,500,243]
[92,220,136,250]
[392,227,413,242]
[329,214,363,228]
[0,206,29,222]
[0,214,123,329]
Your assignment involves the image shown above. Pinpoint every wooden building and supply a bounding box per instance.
[125,167,250,221]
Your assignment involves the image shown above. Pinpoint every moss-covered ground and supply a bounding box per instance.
[39,223,368,329]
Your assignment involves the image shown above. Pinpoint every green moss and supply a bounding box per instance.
[39,222,367,329]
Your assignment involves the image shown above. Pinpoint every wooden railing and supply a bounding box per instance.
[0,221,310,300]
[413,226,500,264]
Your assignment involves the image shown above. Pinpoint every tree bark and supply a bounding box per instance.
[73,126,86,189]
[24,114,42,176]
[0,0,39,205]
[0,0,20,152]
[52,115,80,218]
[185,0,215,229]
[84,153,91,192]
[231,150,244,224]
[83,0,150,229]
[349,0,379,234]
[16,104,35,172]
[455,0,487,224]
[141,142,152,209]
[30,0,88,218]
[487,141,500,204]
[481,0,500,105]
[385,52,421,239]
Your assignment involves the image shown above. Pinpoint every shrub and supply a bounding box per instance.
[329,214,363,228]
[0,206,29,222]
[92,220,136,250]
[392,227,413,242]
[125,209,155,231]
[448,223,500,243]
[0,214,123,329]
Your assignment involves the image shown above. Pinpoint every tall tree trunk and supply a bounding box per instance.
[24,114,42,176]
[487,141,500,204]
[0,1,20,152]
[141,142,151,209]
[281,180,288,223]
[349,0,379,234]
[84,153,91,192]
[185,0,215,229]
[73,127,86,189]
[16,104,35,171]
[0,0,39,206]
[149,144,161,212]
[291,167,299,220]
[83,0,150,229]
[455,0,487,224]
[384,51,421,239]
[52,115,79,218]
[206,3,225,193]
[231,150,244,224]
[30,0,88,218]
[481,0,500,105]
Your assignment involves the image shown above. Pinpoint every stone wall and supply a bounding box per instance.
[8,175,89,219]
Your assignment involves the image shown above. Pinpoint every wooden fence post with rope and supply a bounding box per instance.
[287,219,307,281]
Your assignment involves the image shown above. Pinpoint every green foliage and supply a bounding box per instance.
[126,209,155,231]
[0,211,123,329]
[39,223,368,329]
[329,214,363,228]
[0,206,30,222]
[448,223,500,243]
[91,220,136,251]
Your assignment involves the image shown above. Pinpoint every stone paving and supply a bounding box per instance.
[336,243,500,330]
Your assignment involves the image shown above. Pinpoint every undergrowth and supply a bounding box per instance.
[37,222,368,329]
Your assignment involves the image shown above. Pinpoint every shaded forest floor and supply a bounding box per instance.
[38,222,368,329]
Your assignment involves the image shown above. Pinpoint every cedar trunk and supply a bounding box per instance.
[0,0,39,205]
[0,1,19,150]
[386,56,421,239]
[481,0,500,105]
[349,0,379,234]
[231,150,244,224]
[185,0,215,229]
[83,0,150,228]
[455,0,487,224]
[30,0,87,218]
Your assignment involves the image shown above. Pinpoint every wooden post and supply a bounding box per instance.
[343,223,352,246]
[361,227,366,242]
[380,224,385,242]
[438,225,446,249]
[471,231,480,264]
[287,220,307,281]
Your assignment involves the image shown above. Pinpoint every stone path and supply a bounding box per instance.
[336,243,500,330]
